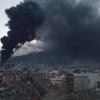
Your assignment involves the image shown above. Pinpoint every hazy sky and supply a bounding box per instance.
[0,0,23,47]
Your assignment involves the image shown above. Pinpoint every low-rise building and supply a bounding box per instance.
[48,69,59,78]
[74,75,90,91]
[50,77,62,88]
[63,73,74,94]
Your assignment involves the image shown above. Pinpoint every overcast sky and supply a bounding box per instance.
[0,0,23,47]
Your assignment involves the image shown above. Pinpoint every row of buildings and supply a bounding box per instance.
[37,68,100,93]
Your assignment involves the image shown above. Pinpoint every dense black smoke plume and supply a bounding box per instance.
[1,1,44,64]
[40,0,100,61]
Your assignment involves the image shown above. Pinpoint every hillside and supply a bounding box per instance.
[8,51,70,65]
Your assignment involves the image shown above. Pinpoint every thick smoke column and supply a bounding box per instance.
[41,0,100,61]
[1,1,44,64]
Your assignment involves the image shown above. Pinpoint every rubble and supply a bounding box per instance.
[0,69,41,100]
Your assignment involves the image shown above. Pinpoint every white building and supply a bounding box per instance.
[48,69,66,88]
[48,70,59,78]
[73,72,100,90]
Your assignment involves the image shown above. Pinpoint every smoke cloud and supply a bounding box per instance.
[40,0,100,61]
[1,1,45,64]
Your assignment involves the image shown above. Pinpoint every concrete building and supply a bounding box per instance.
[48,69,66,88]
[96,81,100,89]
[50,77,62,88]
[74,75,90,91]
[63,73,74,94]
[74,73,100,89]
[48,70,59,78]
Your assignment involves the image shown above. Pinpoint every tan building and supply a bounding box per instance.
[48,70,59,78]
[50,77,62,88]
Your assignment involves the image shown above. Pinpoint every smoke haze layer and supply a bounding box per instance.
[1,0,100,64]
[39,0,100,61]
